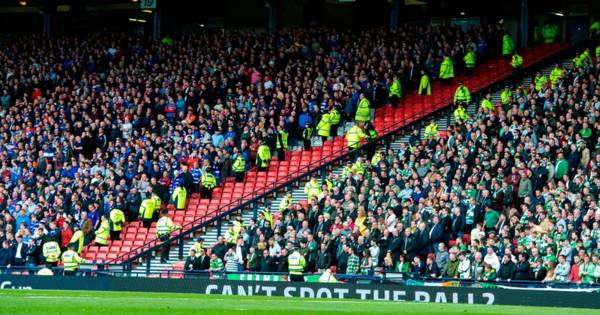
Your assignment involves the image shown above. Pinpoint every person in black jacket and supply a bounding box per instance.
[316,243,331,272]
[513,253,530,281]
[184,249,202,275]
[530,258,547,281]
[429,216,444,250]
[0,241,12,267]
[276,248,289,273]
[424,255,440,278]
[258,250,274,272]
[11,235,28,267]
[196,249,210,271]
[451,207,465,239]
[401,228,418,262]
[387,229,402,262]
[411,256,426,276]
[497,253,515,280]
[415,222,430,259]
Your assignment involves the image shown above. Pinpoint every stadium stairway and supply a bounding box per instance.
[135,56,572,274]
[82,43,568,269]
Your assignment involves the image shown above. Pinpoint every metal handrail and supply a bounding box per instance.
[104,43,571,268]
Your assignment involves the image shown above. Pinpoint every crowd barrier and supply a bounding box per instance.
[0,274,598,308]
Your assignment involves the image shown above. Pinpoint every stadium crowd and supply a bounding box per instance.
[188,50,600,284]
[0,24,506,270]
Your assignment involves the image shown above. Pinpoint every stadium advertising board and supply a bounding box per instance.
[0,275,598,309]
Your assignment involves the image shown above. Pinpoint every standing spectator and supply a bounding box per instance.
[497,254,516,281]
[514,253,531,281]
[346,247,360,275]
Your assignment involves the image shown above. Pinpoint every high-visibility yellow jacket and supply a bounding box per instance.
[140,198,156,220]
[94,220,110,246]
[424,123,438,140]
[151,194,162,211]
[109,209,125,232]
[454,86,471,104]
[172,186,188,209]
[304,179,322,200]
[69,230,85,254]
[481,99,494,111]
[389,79,402,98]
[256,144,271,168]
[276,130,288,150]
[453,107,469,123]
[418,74,431,95]
[502,35,514,56]
[156,216,179,237]
[288,252,306,275]
[42,241,61,263]
[511,54,523,68]
[355,98,371,122]
[463,51,476,68]
[232,155,246,173]
[345,125,365,149]
[439,57,454,79]
[534,75,547,91]
[201,174,216,190]
[61,250,85,271]
[549,67,562,86]
[329,108,341,125]
[371,152,383,166]
[353,161,366,175]
[317,113,332,137]
[278,195,293,212]
[302,126,313,140]
[500,90,512,105]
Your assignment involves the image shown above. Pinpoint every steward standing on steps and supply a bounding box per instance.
[288,246,306,282]
[94,215,110,246]
[502,34,515,58]
[500,86,512,111]
[329,105,341,137]
[109,208,125,240]
[418,70,431,95]
[200,169,217,199]
[355,94,371,123]
[275,125,288,161]
[439,55,454,84]
[232,154,246,183]
[480,93,495,112]
[511,52,523,73]
[453,104,469,124]
[463,48,476,77]
[534,71,547,92]
[453,82,471,105]
[156,209,180,263]
[549,63,562,89]
[364,122,379,160]
[42,238,61,267]
[256,140,271,172]
[388,75,402,108]
[172,184,188,210]
[345,122,365,150]
[61,243,87,275]
[302,122,313,151]
[316,110,332,144]
[424,121,438,142]
[140,192,156,229]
